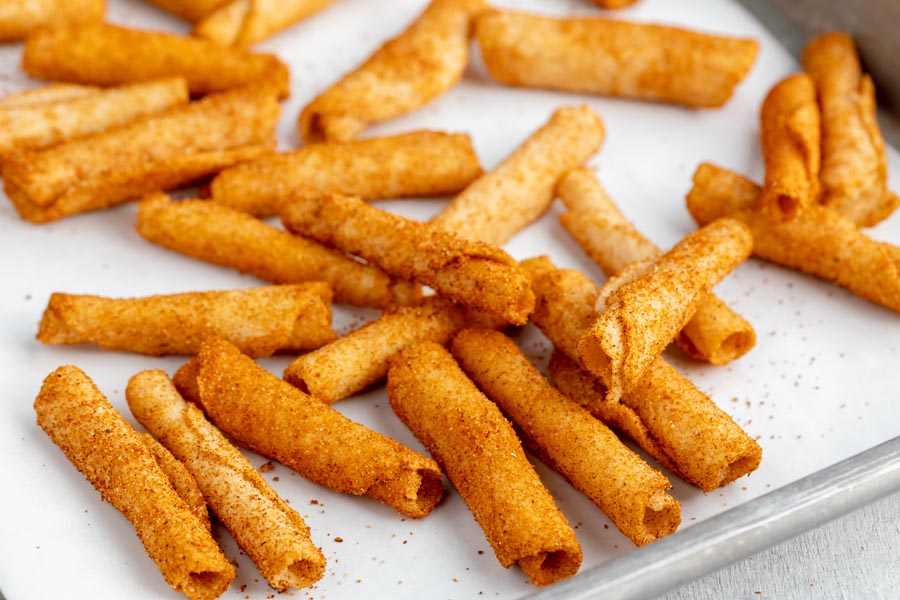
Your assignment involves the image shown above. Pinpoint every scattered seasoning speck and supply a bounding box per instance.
[260,461,274,472]
[334,537,343,543]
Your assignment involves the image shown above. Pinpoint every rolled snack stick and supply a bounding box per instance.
[146,0,228,22]
[194,0,333,47]
[475,11,758,108]
[174,338,445,518]
[577,218,753,401]
[387,341,582,585]
[140,433,211,531]
[0,78,189,158]
[36,283,336,357]
[22,22,289,98]
[759,73,821,222]
[136,194,420,309]
[282,193,535,325]
[451,328,680,547]
[0,0,103,42]
[2,86,278,222]
[298,0,488,143]
[210,131,483,217]
[35,366,234,600]
[593,0,639,8]
[430,105,605,245]
[127,370,325,591]
[687,163,900,313]
[558,167,756,365]
[522,256,762,491]
[0,83,99,107]
[802,32,899,227]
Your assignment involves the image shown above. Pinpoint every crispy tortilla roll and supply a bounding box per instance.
[136,194,419,309]
[282,193,535,324]
[2,86,278,223]
[474,11,758,108]
[451,329,680,547]
[194,0,333,47]
[802,32,898,227]
[22,22,289,98]
[141,434,211,532]
[146,0,228,22]
[0,78,188,157]
[35,366,234,600]
[210,131,483,217]
[430,105,604,245]
[558,167,756,365]
[173,338,445,518]
[0,0,103,42]
[298,0,488,143]
[127,370,325,591]
[593,0,639,7]
[522,256,762,491]
[387,342,582,585]
[759,73,821,222]
[37,283,335,357]
[688,163,900,313]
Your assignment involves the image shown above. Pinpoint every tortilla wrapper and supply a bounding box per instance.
[0,84,100,107]
[146,0,228,22]
[451,329,680,546]
[22,21,289,98]
[126,370,325,591]
[474,10,757,108]
[687,163,900,313]
[430,105,604,245]
[802,32,898,227]
[174,338,445,518]
[522,256,762,491]
[37,283,335,357]
[593,0,639,8]
[136,194,419,309]
[298,0,488,143]
[387,341,582,585]
[35,366,234,600]
[194,0,333,47]
[281,193,535,324]
[0,0,103,42]
[140,433,211,532]
[210,131,483,217]
[558,168,755,365]
[0,78,188,157]
[759,73,821,222]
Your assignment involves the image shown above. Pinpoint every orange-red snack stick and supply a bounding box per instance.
[146,0,228,22]
[0,0,103,42]
[194,0,334,47]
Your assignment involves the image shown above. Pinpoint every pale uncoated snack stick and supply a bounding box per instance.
[802,32,899,227]
[140,433,211,532]
[0,78,189,157]
[127,369,325,591]
[475,10,758,108]
[430,105,605,245]
[0,0,103,42]
[298,0,489,143]
[173,338,445,518]
[37,283,336,357]
[522,256,762,491]
[210,131,484,217]
[35,366,234,600]
[136,194,420,309]
[387,341,582,586]
[759,73,821,222]
[558,167,756,366]
[23,21,289,98]
[281,193,535,325]
[194,0,333,48]
[451,328,681,547]
[687,163,900,313]
[577,218,753,402]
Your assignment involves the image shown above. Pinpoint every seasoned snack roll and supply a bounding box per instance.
[174,338,445,518]
[451,329,680,547]
[522,256,762,491]
[22,21,289,98]
[688,163,900,313]
[593,0,639,7]
[0,0,103,42]
[558,167,756,365]
[802,32,898,227]
[146,0,228,22]
[35,366,234,600]
[387,341,582,586]
[195,0,334,47]
[759,73,821,222]
[475,11,758,108]
[298,0,488,143]
[136,194,420,309]
[0,83,98,107]
[430,105,604,245]
[140,433,211,532]
[37,283,335,357]
[210,131,483,217]
[281,193,535,325]
[126,369,325,591]
[0,78,189,157]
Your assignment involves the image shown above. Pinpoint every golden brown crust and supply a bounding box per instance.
[145,0,229,22]
[0,0,104,42]
[194,0,334,47]
[592,0,640,7]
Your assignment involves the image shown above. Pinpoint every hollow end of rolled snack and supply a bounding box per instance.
[708,328,756,366]
[636,491,681,547]
[265,554,326,592]
[765,192,800,222]
[710,450,763,492]
[516,547,582,587]
[183,567,235,600]
[368,467,445,519]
